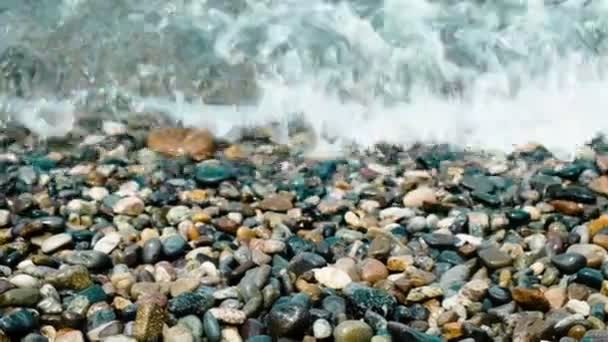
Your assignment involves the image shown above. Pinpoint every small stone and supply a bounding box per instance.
[387,255,414,272]
[41,233,73,254]
[168,292,214,317]
[402,187,437,208]
[0,288,40,307]
[313,319,332,339]
[544,287,567,310]
[288,252,327,276]
[142,239,162,264]
[0,309,39,334]
[314,266,352,289]
[178,315,204,339]
[113,197,145,216]
[568,325,587,340]
[203,311,222,342]
[208,308,247,325]
[552,253,587,274]
[333,320,373,342]
[47,265,92,290]
[10,274,39,288]
[406,285,443,302]
[64,250,112,269]
[567,244,607,268]
[166,206,192,225]
[163,324,194,342]
[0,210,10,227]
[133,302,164,341]
[162,235,187,258]
[269,298,310,337]
[589,215,608,236]
[360,258,389,284]
[94,232,121,254]
[511,287,550,311]
[170,278,200,297]
[565,299,590,316]
[55,330,85,342]
[258,194,293,212]
[478,246,513,269]
[589,176,608,196]
[147,127,215,161]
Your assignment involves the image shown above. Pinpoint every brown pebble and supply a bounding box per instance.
[593,234,608,250]
[568,324,586,340]
[550,200,584,216]
[214,217,239,234]
[147,127,215,161]
[360,258,389,284]
[589,176,608,196]
[589,215,608,236]
[442,322,463,340]
[512,287,550,311]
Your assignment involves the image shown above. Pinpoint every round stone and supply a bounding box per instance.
[334,320,373,342]
[41,233,73,254]
[552,253,588,274]
[313,319,332,339]
[313,266,352,289]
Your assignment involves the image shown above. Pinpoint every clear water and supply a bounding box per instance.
[2,0,608,156]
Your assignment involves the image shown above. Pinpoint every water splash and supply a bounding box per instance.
[1,0,608,157]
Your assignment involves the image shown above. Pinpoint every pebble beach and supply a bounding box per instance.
[1,120,608,342]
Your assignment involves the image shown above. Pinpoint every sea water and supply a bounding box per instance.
[2,0,608,157]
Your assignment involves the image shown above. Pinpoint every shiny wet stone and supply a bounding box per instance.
[551,253,587,274]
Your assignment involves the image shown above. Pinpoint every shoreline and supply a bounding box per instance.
[0,121,606,341]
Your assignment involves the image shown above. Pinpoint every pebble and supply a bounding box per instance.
[113,197,145,216]
[333,320,373,342]
[41,233,73,253]
[314,266,352,289]
[402,187,437,207]
[478,246,513,269]
[94,232,121,254]
[313,319,332,339]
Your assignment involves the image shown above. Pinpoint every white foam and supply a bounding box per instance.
[2,0,608,159]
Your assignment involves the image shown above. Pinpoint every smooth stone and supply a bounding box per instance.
[313,266,352,289]
[166,206,192,225]
[194,161,234,185]
[575,268,604,289]
[288,252,327,276]
[552,253,588,274]
[78,285,106,303]
[478,246,513,269]
[162,235,187,258]
[164,324,194,342]
[41,234,73,253]
[170,278,200,297]
[55,330,85,342]
[178,315,204,339]
[360,258,389,284]
[258,194,294,212]
[269,298,310,337]
[567,244,607,268]
[403,187,437,208]
[0,287,40,307]
[387,321,443,342]
[203,311,222,342]
[87,320,123,341]
[422,233,456,248]
[113,197,145,216]
[64,250,112,270]
[565,299,590,316]
[313,319,332,339]
[334,320,373,342]
[0,309,39,334]
[93,232,121,254]
[511,287,550,311]
[487,286,511,305]
[10,274,39,288]
[142,238,162,264]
